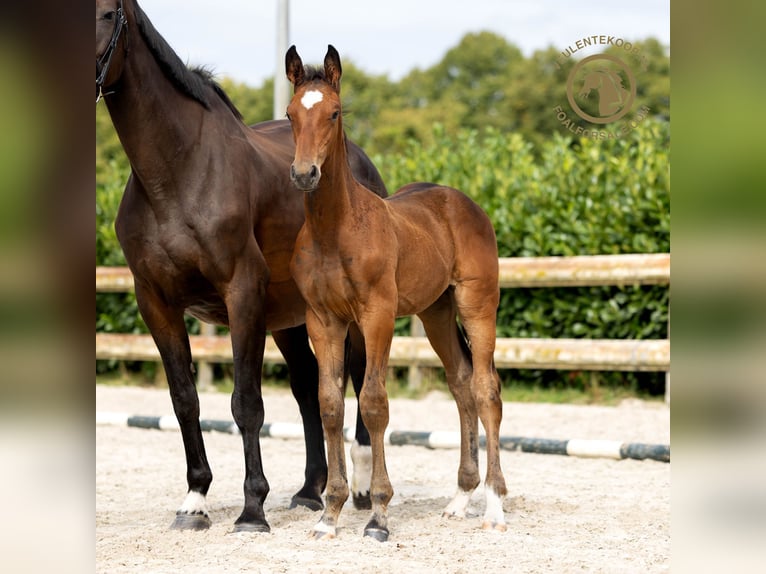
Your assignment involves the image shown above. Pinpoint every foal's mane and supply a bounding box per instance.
[134,3,243,120]
[301,66,332,85]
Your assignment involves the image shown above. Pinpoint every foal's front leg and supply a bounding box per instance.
[358,313,396,542]
[306,310,350,539]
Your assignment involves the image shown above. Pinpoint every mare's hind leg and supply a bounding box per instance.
[272,325,326,511]
[417,289,481,520]
[347,324,372,510]
[455,280,507,532]
[134,286,212,530]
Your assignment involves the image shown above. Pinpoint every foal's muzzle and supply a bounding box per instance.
[290,163,321,191]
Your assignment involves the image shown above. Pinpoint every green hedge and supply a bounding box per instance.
[374,119,669,394]
[97,121,669,394]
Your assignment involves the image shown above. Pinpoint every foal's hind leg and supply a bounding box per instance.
[272,325,327,511]
[455,281,508,532]
[418,290,481,520]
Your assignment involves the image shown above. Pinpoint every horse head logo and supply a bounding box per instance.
[567,54,636,124]
[577,69,630,117]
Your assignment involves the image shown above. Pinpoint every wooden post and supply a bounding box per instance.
[196,322,216,391]
[408,316,426,390]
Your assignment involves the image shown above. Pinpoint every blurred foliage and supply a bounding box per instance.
[96,31,669,396]
[376,120,669,394]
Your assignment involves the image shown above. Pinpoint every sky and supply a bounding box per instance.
[138,0,670,87]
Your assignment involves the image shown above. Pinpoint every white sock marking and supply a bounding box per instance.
[350,441,372,496]
[301,90,323,110]
[443,488,473,518]
[178,491,208,516]
[483,487,506,528]
[313,520,336,536]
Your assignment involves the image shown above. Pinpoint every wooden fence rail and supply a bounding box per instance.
[96,332,669,371]
[96,254,670,385]
[97,254,669,291]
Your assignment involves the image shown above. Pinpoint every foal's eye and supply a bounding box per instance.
[331,110,340,121]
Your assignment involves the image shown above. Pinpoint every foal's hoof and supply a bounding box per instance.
[232,520,271,534]
[352,492,372,510]
[170,512,211,531]
[290,494,324,512]
[481,520,507,533]
[312,529,336,541]
[363,526,389,542]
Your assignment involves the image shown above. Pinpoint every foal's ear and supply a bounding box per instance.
[285,45,305,89]
[324,45,342,93]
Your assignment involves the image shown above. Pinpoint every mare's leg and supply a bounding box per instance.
[455,280,507,532]
[221,254,272,533]
[417,290,481,520]
[358,310,396,541]
[135,285,212,530]
[272,325,327,511]
[306,309,350,539]
[347,324,372,510]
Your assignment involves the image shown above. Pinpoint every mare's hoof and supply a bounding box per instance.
[233,520,271,534]
[363,527,389,542]
[290,494,324,512]
[352,492,372,510]
[481,520,507,532]
[170,512,211,531]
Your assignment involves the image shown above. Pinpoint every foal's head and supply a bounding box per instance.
[285,45,344,191]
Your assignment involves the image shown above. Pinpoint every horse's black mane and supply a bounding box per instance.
[134,3,243,121]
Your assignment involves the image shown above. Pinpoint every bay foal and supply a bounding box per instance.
[285,45,507,541]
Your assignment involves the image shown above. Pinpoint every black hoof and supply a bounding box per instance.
[363,527,389,542]
[232,520,270,534]
[170,512,211,531]
[352,492,372,510]
[290,495,324,512]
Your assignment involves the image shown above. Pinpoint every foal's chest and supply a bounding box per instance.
[293,248,361,318]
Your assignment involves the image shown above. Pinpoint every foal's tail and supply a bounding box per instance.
[456,320,497,372]
[456,321,474,366]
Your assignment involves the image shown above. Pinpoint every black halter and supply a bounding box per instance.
[96,0,128,103]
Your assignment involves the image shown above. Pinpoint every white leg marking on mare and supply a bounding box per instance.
[481,488,507,532]
[178,490,209,516]
[443,488,473,518]
[350,441,372,498]
[301,90,324,110]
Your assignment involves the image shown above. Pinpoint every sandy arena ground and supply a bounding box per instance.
[96,384,670,573]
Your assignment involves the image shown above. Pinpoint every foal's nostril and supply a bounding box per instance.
[290,164,297,180]
[309,165,318,179]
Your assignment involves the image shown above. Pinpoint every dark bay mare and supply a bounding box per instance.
[284,45,507,541]
[96,0,385,532]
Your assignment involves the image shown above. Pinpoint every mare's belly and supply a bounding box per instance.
[185,279,306,332]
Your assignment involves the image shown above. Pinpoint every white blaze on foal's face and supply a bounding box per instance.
[301,90,324,110]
